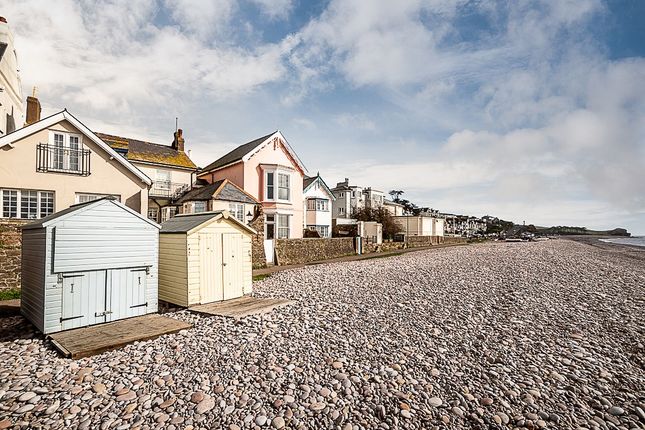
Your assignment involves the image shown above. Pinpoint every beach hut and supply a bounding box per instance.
[158,211,255,307]
[21,198,160,334]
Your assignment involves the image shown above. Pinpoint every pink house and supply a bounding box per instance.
[198,131,307,263]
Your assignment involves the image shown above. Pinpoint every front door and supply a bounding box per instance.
[264,214,275,265]
[199,232,221,303]
[222,233,244,300]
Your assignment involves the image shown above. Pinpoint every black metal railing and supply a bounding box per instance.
[37,144,91,176]
[150,181,191,199]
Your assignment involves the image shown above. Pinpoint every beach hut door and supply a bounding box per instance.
[222,233,244,300]
[199,233,220,302]
[61,271,108,330]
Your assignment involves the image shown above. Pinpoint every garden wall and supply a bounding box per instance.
[0,220,26,291]
[275,237,355,266]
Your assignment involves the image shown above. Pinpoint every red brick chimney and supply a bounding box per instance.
[25,89,41,125]
[172,128,185,152]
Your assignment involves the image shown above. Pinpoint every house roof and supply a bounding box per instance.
[96,132,197,170]
[176,179,258,204]
[303,174,336,200]
[0,110,152,185]
[384,199,404,207]
[22,197,160,230]
[159,210,256,235]
[201,130,307,174]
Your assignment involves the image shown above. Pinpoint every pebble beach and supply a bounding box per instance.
[0,239,644,429]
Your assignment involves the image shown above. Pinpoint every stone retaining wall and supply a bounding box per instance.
[249,210,267,269]
[362,241,406,254]
[0,220,27,291]
[275,238,355,266]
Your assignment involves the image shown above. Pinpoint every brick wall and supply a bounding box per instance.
[0,220,27,291]
[275,237,355,266]
[249,209,267,269]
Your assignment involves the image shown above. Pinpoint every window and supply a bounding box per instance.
[161,206,177,222]
[340,192,344,198]
[307,225,329,237]
[2,190,17,218]
[266,172,274,200]
[307,198,329,211]
[339,207,345,215]
[156,170,171,190]
[229,203,244,222]
[76,193,119,204]
[53,133,65,170]
[148,208,159,222]
[69,135,80,171]
[265,214,275,239]
[194,201,207,213]
[46,132,86,173]
[1,189,54,219]
[278,174,290,200]
[277,214,289,239]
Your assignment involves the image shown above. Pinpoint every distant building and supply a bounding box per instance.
[393,215,444,237]
[97,129,198,223]
[303,173,335,238]
[331,178,385,219]
[383,199,404,216]
[0,16,25,136]
[176,178,259,224]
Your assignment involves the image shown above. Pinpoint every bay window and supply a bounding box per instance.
[264,169,291,202]
[1,189,54,219]
[278,173,290,200]
[277,214,289,239]
[266,173,274,200]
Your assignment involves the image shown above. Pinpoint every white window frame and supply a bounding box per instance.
[155,169,172,190]
[229,202,245,223]
[194,201,207,213]
[277,214,290,239]
[75,193,120,204]
[147,207,159,222]
[49,131,83,172]
[161,206,177,222]
[263,167,292,203]
[1,189,55,219]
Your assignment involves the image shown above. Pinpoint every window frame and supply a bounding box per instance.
[193,201,207,213]
[1,189,55,219]
[277,214,290,239]
[264,168,292,203]
[75,193,120,204]
[229,202,245,222]
[48,131,84,173]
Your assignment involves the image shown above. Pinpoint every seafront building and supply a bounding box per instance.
[0,16,24,136]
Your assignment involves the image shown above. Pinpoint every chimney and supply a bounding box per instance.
[25,87,41,125]
[173,128,185,152]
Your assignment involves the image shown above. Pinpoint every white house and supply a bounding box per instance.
[394,215,445,237]
[0,16,24,136]
[302,174,335,237]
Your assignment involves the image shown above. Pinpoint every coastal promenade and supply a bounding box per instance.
[1,240,643,429]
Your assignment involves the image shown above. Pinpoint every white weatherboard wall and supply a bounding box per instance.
[158,213,253,307]
[20,199,159,334]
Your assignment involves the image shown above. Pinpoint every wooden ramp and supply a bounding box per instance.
[190,296,294,319]
[48,314,192,359]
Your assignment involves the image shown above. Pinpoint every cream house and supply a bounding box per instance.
[0,110,151,219]
[97,129,197,223]
[303,174,335,238]
[197,130,307,264]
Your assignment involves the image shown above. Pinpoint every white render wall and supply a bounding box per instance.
[303,183,333,236]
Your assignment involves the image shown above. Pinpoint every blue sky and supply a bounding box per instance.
[5,0,645,234]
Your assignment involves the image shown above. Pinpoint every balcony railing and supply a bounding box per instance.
[36,144,91,176]
[150,181,190,199]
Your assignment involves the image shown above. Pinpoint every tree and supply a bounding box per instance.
[352,207,400,240]
[389,190,404,202]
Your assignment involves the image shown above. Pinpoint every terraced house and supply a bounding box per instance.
[97,129,197,223]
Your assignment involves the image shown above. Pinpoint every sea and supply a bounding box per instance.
[599,236,645,248]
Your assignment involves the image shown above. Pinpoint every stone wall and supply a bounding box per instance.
[249,208,267,269]
[0,220,27,291]
[275,238,355,266]
[362,241,406,254]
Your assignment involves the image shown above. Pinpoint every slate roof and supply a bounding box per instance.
[96,132,197,170]
[201,132,275,173]
[160,212,225,233]
[303,176,317,189]
[176,179,258,205]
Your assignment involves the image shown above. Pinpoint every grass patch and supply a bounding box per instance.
[0,288,21,301]
[253,274,271,282]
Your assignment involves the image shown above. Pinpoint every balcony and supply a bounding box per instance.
[150,181,190,199]
[36,144,91,176]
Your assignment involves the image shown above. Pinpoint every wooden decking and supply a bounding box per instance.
[48,314,192,359]
[190,296,294,319]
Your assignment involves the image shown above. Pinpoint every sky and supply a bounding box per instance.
[4,0,645,234]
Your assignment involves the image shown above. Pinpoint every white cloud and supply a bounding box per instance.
[249,0,294,20]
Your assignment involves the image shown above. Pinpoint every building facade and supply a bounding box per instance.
[97,129,197,223]
[176,179,259,225]
[303,174,335,238]
[0,110,151,220]
[0,16,24,137]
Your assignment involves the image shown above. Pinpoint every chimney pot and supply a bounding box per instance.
[25,91,41,125]
[173,128,185,152]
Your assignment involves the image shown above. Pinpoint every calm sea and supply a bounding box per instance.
[599,237,645,248]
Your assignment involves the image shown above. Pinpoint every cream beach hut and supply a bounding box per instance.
[158,211,255,307]
[20,197,160,334]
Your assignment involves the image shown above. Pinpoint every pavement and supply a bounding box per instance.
[253,241,468,277]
